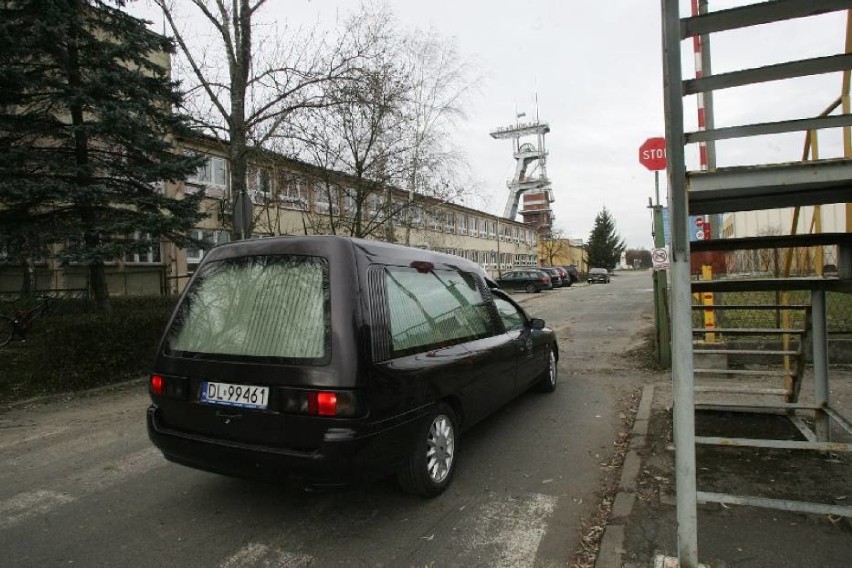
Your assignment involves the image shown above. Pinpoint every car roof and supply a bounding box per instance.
[203,235,490,280]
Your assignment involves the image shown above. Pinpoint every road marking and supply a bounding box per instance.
[71,447,166,494]
[465,493,557,567]
[219,543,315,568]
[2,428,125,470]
[0,448,166,530]
[0,490,75,530]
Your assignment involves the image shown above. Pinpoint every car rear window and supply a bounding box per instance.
[164,255,330,364]
[384,267,495,357]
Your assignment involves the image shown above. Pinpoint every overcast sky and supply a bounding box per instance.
[132,1,849,249]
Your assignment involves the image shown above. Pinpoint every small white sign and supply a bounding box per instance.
[652,247,670,271]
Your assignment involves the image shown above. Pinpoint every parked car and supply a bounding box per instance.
[147,236,558,497]
[553,266,571,287]
[541,267,565,288]
[588,267,611,284]
[561,265,580,285]
[494,269,553,293]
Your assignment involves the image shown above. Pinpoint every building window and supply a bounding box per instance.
[489,221,497,238]
[125,233,162,264]
[458,214,467,235]
[278,175,309,210]
[187,154,228,191]
[368,192,384,215]
[186,229,230,265]
[411,206,424,227]
[445,212,455,233]
[313,184,333,213]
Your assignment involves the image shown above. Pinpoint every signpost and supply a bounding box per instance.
[640,136,671,368]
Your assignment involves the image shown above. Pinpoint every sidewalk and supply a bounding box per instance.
[597,369,852,568]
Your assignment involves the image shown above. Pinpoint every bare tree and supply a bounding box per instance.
[399,30,477,245]
[539,230,570,267]
[280,11,477,242]
[153,0,373,238]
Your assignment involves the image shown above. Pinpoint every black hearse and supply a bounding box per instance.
[147,236,558,496]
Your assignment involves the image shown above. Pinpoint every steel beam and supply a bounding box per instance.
[681,0,851,38]
[686,114,852,143]
[695,436,852,452]
[698,491,852,517]
[684,54,852,95]
[788,415,818,443]
[663,0,699,564]
[686,159,852,215]
[812,290,830,442]
[695,401,820,411]
[824,406,852,436]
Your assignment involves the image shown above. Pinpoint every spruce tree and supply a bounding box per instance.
[586,207,626,270]
[0,0,204,309]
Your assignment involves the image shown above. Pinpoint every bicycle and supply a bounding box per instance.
[0,294,54,347]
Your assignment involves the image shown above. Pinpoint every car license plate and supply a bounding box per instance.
[200,381,269,410]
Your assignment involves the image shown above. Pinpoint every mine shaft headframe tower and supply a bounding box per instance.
[489,121,554,229]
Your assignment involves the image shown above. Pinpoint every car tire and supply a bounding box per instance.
[398,403,458,497]
[564,279,572,287]
[535,347,558,393]
[525,283,536,293]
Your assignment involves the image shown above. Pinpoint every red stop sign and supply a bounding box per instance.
[639,137,667,171]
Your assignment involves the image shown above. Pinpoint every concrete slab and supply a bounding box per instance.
[612,492,636,519]
[619,451,641,492]
[594,526,624,568]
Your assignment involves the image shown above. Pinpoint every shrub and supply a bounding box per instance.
[0,296,177,403]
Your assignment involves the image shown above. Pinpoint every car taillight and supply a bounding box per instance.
[281,389,363,417]
[149,374,187,399]
[150,374,165,396]
[309,391,337,416]
[541,275,550,283]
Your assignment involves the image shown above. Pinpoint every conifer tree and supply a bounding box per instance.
[0,0,204,309]
[586,207,626,270]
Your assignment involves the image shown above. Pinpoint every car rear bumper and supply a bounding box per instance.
[147,404,423,485]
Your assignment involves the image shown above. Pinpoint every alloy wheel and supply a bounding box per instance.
[426,414,455,484]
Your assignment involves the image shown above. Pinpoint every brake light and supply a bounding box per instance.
[150,374,165,396]
[410,261,434,273]
[149,374,187,399]
[283,389,361,417]
[308,391,337,416]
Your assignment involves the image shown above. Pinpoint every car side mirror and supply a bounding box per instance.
[529,318,545,330]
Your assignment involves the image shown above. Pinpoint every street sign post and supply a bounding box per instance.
[642,135,671,368]
[639,137,667,171]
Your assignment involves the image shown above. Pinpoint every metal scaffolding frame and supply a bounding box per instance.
[661,1,852,566]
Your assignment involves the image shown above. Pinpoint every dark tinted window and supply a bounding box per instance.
[165,255,330,363]
[385,267,495,356]
[493,296,524,332]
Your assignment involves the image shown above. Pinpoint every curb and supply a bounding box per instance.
[595,384,655,568]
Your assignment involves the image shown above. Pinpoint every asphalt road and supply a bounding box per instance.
[0,271,656,568]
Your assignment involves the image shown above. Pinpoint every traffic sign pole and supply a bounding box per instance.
[641,135,671,367]
[653,199,672,368]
